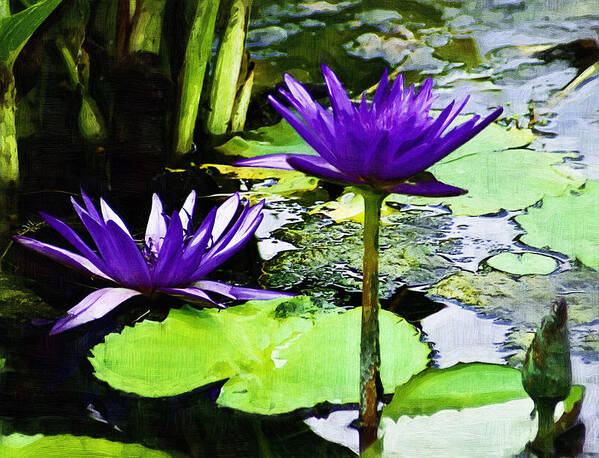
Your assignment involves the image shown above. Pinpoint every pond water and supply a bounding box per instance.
[1,0,598,456]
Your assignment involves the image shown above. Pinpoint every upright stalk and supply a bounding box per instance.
[531,399,558,455]
[206,0,251,135]
[359,189,385,453]
[173,0,220,156]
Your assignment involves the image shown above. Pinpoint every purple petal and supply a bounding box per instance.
[283,73,319,112]
[372,68,390,109]
[104,221,152,289]
[212,193,240,243]
[13,236,112,280]
[79,189,102,222]
[192,202,264,279]
[100,198,132,237]
[179,190,197,233]
[153,211,184,285]
[388,180,467,197]
[50,287,141,334]
[39,212,108,274]
[234,154,300,171]
[321,64,355,120]
[196,280,294,300]
[145,193,167,255]
[268,95,338,164]
[158,287,223,308]
[286,155,363,185]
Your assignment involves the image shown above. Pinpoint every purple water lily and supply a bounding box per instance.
[236,64,502,196]
[236,64,504,453]
[14,191,289,334]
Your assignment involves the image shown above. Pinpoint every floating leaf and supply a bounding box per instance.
[383,363,528,420]
[379,398,537,457]
[0,433,177,457]
[516,181,599,271]
[387,149,583,216]
[90,299,430,415]
[0,0,63,68]
[201,163,319,198]
[90,297,318,397]
[217,307,431,415]
[486,252,557,275]
[216,119,319,158]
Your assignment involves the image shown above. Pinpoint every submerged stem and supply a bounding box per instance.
[359,189,384,454]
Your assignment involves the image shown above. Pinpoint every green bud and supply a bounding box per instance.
[522,298,572,402]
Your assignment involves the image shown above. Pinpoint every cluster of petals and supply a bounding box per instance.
[236,64,503,196]
[14,191,289,334]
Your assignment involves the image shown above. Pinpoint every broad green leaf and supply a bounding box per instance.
[312,188,396,223]
[0,433,178,457]
[90,299,430,415]
[486,252,557,275]
[379,398,537,457]
[516,181,599,271]
[383,363,528,420]
[200,163,319,199]
[0,0,63,67]
[387,149,583,216]
[215,119,318,158]
[217,307,431,415]
[89,297,318,397]
[378,382,584,458]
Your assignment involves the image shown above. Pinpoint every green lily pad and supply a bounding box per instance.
[90,298,430,415]
[379,397,537,457]
[387,149,582,216]
[216,119,318,158]
[377,381,585,458]
[383,363,528,420]
[0,433,177,457]
[486,252,558,275]
[217,307,431,415]
[200,163,319,199]
[516,181,599,271]
[90,297,319,397]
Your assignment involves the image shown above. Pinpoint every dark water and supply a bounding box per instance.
[2,0,598,456]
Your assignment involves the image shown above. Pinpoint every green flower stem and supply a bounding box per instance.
[530,399,558,455]
[359,189,385,453]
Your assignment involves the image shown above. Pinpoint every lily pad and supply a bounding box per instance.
[516,181,599,271]
[216,119,318,158]
[383,362,528,420]
[90,297,319,397]
[90,298,430,415]
[217,307,431,415]
[486,252,558,275]
[0,433,177,457]
[200,163,319,198]
[379,398,537,457]
[387,149,582,216]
